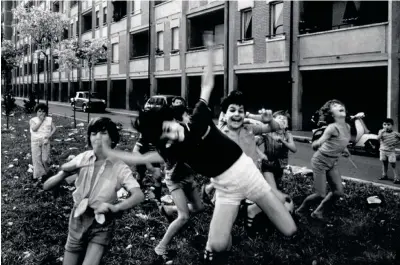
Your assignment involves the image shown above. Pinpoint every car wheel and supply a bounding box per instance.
[365,139,379,157]
[82,104,88,113]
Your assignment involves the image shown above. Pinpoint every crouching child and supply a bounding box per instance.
[43,117,146,265]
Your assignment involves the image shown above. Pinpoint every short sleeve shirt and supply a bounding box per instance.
[70,151,140,209]
[379,131,400,152]
[30,116,53,141]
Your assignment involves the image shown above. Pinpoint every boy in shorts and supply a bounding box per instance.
[377,118,400,184]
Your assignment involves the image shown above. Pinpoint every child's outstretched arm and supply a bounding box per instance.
[105,146,164,166]
[281,132,297,153]
[43,170,71,190]
[200,32,215,104]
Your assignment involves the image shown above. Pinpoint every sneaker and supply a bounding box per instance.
[394,179,400,185]
[378,176,389,180]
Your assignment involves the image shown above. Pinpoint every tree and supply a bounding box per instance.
[56,38,80,127]
[1,40,23,129]
[13,5,69,107]
[75,38,109,122]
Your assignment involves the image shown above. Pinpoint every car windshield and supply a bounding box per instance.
[82,92,99,98]
[148,97,165,105]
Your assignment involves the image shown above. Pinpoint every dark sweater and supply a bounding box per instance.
[159,100,243,178]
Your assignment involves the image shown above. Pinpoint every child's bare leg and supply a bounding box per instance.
[156,189,191,255]
[63,250,82,265]
[312,166,343,219]
[248,188,287,219]
[263,172,277,190]
[382,160,389,178]
[82,243,105,265]
[152,167,162,202]
[391,163,399,179]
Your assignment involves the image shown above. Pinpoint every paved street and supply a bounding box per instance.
[15,98,400,187]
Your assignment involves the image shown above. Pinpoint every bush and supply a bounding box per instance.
[23,93,36,114]
[2,92,15,115]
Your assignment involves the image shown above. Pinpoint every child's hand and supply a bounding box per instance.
[94,202,118,214]
[260,109,273,123]
[43,137,49,145]
[341,149,351,157]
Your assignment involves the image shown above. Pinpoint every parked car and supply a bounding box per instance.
[144,95,176,111]
[70,91,106,113]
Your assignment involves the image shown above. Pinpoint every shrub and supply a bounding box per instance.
[23,93,36,114]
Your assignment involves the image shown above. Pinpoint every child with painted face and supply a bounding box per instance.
[102,35,296,265]
[377,118,400,184]
[43,117,147,265]
[296,100,351,220]
[261,110,297,190]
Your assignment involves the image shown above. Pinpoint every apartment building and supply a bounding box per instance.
[9,0,400,131]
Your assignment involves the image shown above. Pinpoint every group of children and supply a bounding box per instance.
[28,35,400,265]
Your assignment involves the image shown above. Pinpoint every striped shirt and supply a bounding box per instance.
[379,130,400,152]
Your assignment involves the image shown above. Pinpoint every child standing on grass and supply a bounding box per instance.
[377,118,400,184]
[29,103,56,180]
[43,117,150,265]
[260,110,297,190]
[296,99,351,220]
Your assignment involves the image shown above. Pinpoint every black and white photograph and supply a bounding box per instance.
[1,0,400,264]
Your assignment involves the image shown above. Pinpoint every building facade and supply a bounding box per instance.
[8,0,400,131]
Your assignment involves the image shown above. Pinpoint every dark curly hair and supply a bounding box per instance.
[318,99,346,124]
[133,106,175,145]
[87,117,120,148]
[34,103,48,114]
[221,90,246,113]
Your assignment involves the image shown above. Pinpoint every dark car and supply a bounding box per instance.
[70,91,106,113]
[144,95,176,111]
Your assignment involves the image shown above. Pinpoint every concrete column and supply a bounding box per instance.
[228,1,237,93]
[77,1,83,91]
[106,1,112,108]
[149,1,157,96]
[291,1,302,130]
[126,1,132,110]
[180,1,188,100]
[387,1,400,130]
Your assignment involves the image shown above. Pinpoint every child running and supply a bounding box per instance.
[43,117,148,265]
[295,100,351,220]
[102,35,296,265]
[377,118,400,184]
[29,103,56,180]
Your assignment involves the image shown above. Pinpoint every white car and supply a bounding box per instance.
[70,91,106,113]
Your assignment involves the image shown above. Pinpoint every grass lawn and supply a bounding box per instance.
[2,107,400,265]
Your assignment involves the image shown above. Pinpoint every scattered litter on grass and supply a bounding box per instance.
[13,158,18,161]
[27,164,33,173]
[8,222,13,226]
[54,139,62,142]
[342,182,346,186]
[126,244,132,249]
[150,186,155,191]
[150,237,155,240]
[3,151,8,154]
[22,251,31,260]
[367,196,381,204]
[24,188,29,191]
[166,261,173,265]
[18,119,21,121]
[68,132,76,136]
[380,187,385,190]
[24,129,28,132]
[14,176,18,179]
[77,123,84,127]
[327,224,333,227]
[135,213,149,220]
[8,164,14,168]
[144,234,148,238]
[161,195,173,204]
[123,133,130,136]
[56,125,64,128]
[312,261,317,265]
[146,191,156,200]
[13,206,16,210]
[65,138,73,142]
[68,147,78,150]
[3,194,8,197]
[51,164,60,169]
[117,188,128,199]
[57,257,63,262]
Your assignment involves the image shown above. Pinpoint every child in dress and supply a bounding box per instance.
[29,103,56,180]
[43,117,147,265]
[296,100,351,220]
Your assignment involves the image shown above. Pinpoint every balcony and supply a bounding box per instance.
[102,26,107,37]
[52,72,59,80]
[81,31,92,41]
[266,36,286,63]
[130,12,141,29]
[186,46,223,71]
[94,64,107,79]
[129,58,148,75]
[156,56,164,72]
[170,53,180,70]
[155,0,181,20]
[110,63,119,75]
[111,17,127,34]
[237,41,254,65]
[70,4,78,17]
[299,22,388,65]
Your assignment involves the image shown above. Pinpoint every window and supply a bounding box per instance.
[130,0,135,13]
[112,43,119,63]
[156,31,164,54]
[171,27,179,52]
[270,1,283,36]
[82,12,92,33]
[130,30,149,59]
[29,63,32,75]
[53,56,59,71]
[38,59,44,73]
[75,21,79,36]
[70,23,74,36]
[96,11,100,27]
[240,9,252,40]
[112,1,127,22]
[103,7,107,25]
[63,28,69,40]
